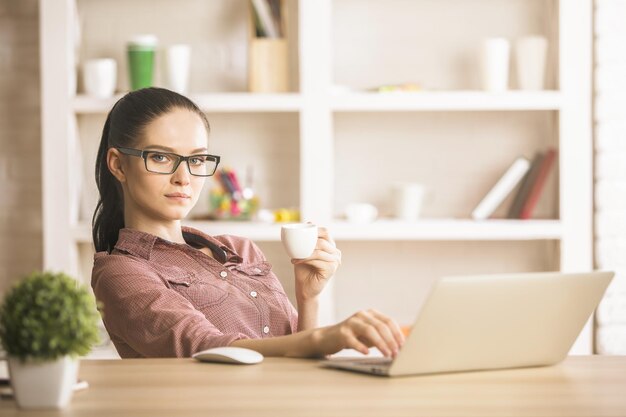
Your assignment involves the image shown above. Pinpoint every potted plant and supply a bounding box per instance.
[0,271,99,409]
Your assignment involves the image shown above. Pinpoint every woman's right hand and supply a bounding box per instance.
[309,309,405,358]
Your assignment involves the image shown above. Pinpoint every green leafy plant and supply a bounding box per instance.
[0,271,100,361]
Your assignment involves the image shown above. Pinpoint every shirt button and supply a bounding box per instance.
[220,271,228,279]
[250,291,258,298]
[263,326,270,334]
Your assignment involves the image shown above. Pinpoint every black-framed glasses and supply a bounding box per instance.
[116,147,221,177]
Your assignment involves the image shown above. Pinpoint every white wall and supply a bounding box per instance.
[0,0,42,294]
[594,0,626,354]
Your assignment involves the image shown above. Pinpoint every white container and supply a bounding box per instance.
[83,58,117,98]
[480,38,511,92]
[345,203,378,224]
[392,183,425,222]
[281,223,318,259]
[163,44,191,94]
[8,356,79,409]
[515,36,548,90]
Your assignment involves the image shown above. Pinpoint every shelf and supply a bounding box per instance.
[72,219,562,244]
[73,91,562,114]
[185,221,282,241]
[329,219,562,241]
[72,221,282,243]
[330,91,563,112]
[73,93,302,114]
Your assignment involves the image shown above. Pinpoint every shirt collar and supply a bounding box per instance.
[113,226,243,263]
[113,228,158,260]
[181,225,243,264]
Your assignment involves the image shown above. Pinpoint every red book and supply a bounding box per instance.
[519,148,557,220]
[507,152,545,219]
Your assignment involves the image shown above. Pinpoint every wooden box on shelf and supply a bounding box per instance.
[249,39,289,92]
[248,0,289,93]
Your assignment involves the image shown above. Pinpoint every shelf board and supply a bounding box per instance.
[184,220,282,240]
[73,219,562,244]
[329,219,562,241]
[73,91,561,114]
[71,221,282,243]
[330,91,563,112]
[73,93,302,114]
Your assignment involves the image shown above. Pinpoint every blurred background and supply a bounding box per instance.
[0,0,624,358]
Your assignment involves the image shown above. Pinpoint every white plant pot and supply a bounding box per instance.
[8,355,79,409]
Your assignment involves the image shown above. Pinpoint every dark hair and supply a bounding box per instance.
[92,87,210,253]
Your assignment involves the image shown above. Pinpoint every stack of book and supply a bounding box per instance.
[471,148,557,220]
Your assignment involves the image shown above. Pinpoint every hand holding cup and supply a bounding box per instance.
[281,223,318,259]
[283,223,342,302]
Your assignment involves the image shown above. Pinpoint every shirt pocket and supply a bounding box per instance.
[166,273,229,309]
[232,261,284,292]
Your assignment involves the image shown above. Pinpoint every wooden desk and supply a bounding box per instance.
[1,356,625,416]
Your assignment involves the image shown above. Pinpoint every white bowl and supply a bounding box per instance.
[345,203,378,224]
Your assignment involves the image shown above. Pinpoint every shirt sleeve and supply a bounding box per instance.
[289,300,299,333]
[92,257,249,358]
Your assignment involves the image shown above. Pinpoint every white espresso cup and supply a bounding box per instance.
[281,223,318,259]
[83,58,117,98]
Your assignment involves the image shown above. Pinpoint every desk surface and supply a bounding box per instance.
[1,355,626,416]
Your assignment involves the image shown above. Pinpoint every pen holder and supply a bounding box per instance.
[248,38,289,93]
[209,190,260,221]
[247,0,290,93]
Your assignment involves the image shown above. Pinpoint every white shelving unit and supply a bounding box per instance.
[40,0,594,354]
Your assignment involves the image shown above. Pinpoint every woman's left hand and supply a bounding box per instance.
[292,226,342,301]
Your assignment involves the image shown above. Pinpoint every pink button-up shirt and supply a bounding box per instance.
[91,226,299,358]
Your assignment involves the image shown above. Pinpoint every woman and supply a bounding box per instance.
[91,87,404,358]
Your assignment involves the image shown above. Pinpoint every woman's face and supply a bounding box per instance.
[111,108,210,224]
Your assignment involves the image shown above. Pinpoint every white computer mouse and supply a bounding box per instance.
[192,346,264,365]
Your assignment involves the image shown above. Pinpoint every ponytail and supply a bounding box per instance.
[92,110,125,253]
[91,87,210,253]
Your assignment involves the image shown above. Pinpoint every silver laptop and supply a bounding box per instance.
[321,271,614,377]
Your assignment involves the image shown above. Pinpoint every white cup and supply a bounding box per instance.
[515,36,548,90]
[480,38,510,92]
[163,44,191,94]
[345,203,378,224]
[281,223,318,259]
[83,58,117,98]
[392,183,425,222]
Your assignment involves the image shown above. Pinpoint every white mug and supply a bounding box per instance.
[281,223,318,259]
[515,36,548,90]
[392,183,425,222]
[480,38,510,92]
[163,44,191,94]
[83,58,117,98]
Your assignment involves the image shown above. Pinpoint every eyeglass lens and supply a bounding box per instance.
[145,151,218,176]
